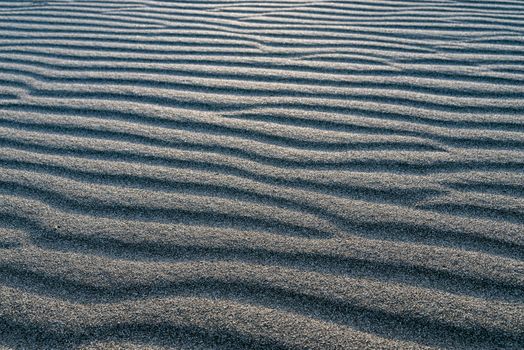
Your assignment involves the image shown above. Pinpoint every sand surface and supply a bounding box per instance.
[0,0,523,349]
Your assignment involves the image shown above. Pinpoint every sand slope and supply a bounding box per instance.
[0,0,523,349]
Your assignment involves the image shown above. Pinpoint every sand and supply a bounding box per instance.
[0,0,523,349]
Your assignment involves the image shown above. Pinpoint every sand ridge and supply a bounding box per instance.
[0,0,523,349]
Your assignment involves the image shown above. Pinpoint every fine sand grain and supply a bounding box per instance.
[0,0,523,349]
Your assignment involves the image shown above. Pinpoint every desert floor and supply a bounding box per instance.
[0,1,523,349]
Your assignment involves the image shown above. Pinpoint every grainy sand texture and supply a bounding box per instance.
[0,0,523,349]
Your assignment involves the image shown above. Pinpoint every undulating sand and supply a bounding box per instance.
[0,0,523,349]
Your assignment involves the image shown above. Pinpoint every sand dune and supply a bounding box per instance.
[0,0,523,349]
